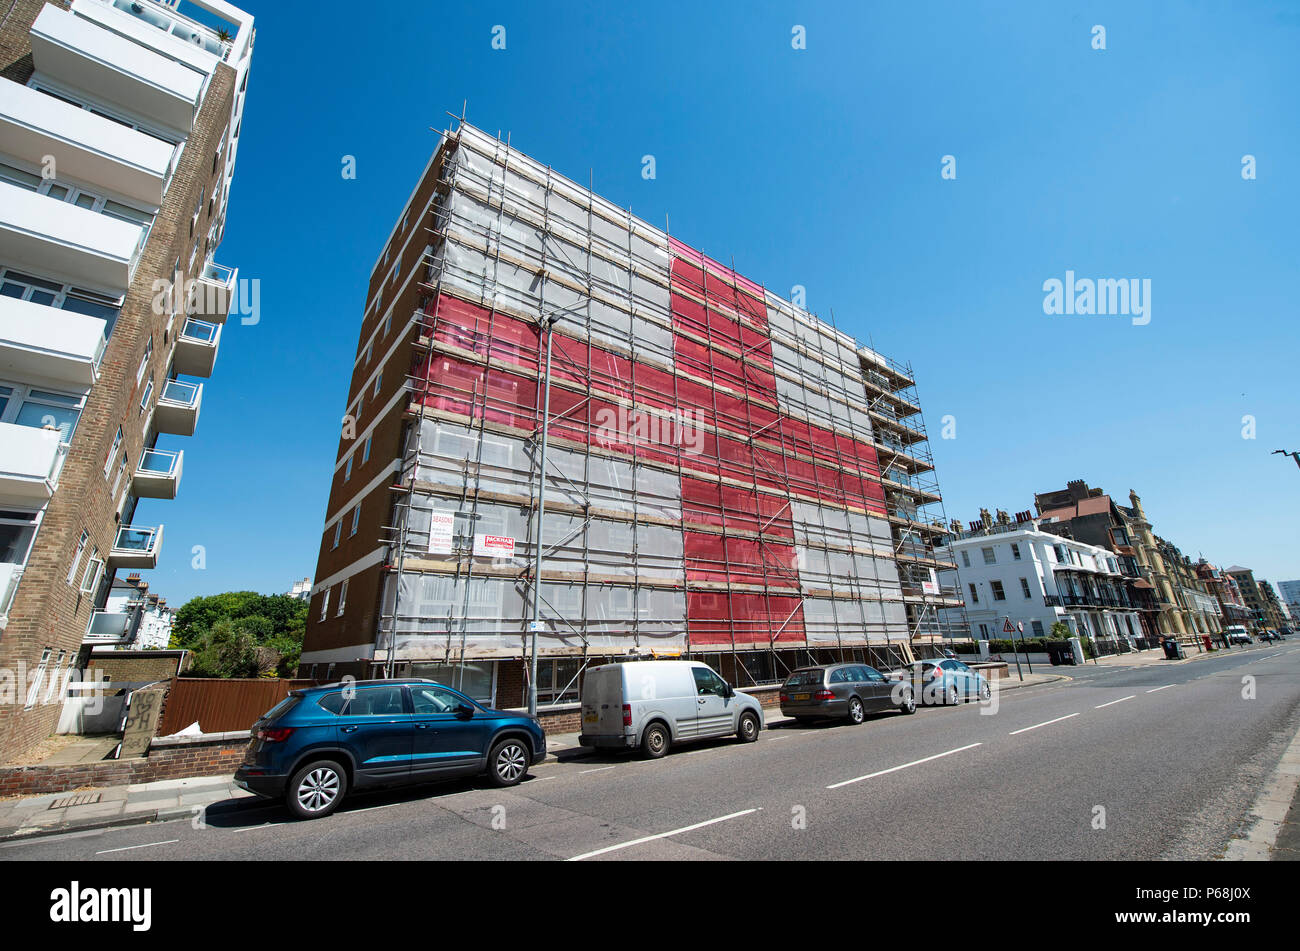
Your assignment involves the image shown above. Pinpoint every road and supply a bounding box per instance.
[6,643,1300,861]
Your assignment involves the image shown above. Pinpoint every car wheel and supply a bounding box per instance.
[847,696,865,724]
[487,737,530,787]
[979,681,991,701]
[946,684,959,705]
[286,760,347,820]
[737,710,761,743]
[641,722,670,759]
[899,689,917,715]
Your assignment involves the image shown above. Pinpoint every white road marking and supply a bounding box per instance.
[95,839,178,855]
[826,743,983,789]
[567,808,761,861]
[1009,712,1080,736]
[578,765,617,774]
[1095,695,1136,709]
[1146,685,1175,693]
[228,823,274,834]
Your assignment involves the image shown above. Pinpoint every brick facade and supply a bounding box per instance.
[0,3,241,762]
[0,735,246,798]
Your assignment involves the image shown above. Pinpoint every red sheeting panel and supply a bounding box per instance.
[425,293,540,365]
[416,353,539,431]
[687,591,806,646]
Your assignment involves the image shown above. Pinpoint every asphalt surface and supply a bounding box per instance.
[5,643,1299,862]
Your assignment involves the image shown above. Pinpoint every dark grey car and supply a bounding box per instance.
[779,663,917,724]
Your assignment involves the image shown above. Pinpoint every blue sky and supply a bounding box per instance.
[139,0,1300,604]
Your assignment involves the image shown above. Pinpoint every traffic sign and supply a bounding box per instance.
[1003,619,1016,634]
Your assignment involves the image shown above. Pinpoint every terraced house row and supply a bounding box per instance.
[300,121,966,710]
[0,0,254,760]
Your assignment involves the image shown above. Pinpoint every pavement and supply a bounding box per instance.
[0,669,1066,843]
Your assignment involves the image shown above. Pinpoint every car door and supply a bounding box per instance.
[950,660,976,698]
[409,683,490,777]
[336,685,414,786]
[859,666,893,710]
[692,666,736,737]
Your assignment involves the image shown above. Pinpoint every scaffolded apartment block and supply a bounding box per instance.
[302,122,963,703]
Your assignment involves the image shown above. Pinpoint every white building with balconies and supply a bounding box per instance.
[938,518,1145,647]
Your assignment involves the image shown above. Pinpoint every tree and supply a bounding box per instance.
[172,591,309,679]
[1050,621,1072,638]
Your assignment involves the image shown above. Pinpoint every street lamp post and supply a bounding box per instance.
[528,317,556,717]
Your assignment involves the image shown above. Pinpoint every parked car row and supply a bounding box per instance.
[237,655,993,821]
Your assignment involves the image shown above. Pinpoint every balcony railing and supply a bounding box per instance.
[84,606,142,645]
[109,524,163,568]
[0,562,23,619]
[1045,593,1134,610]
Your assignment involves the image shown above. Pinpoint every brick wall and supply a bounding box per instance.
[86,654,185,685]
[0,4,241,762]
[0,736,247,799]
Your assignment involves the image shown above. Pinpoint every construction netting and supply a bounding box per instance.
[377,124,938,662]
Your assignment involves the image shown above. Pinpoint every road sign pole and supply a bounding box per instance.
[1004,617,1024,682]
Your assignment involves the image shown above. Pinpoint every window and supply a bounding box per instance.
[3,386,84,444]
[1021,577,1032,598]
[383,314,392,338]
[991,580,1006,601]
[362,436,372,464]
[372,372,382,398]
[0,161,154,241]
[364,343,372,365]
[1011,542,1022,561]
[66,530,88,584]
[139,379,154,415]
[0,510,39,569]
[319,587,330,620]
[978,623,990,638]
[350,506,360,537]
[137,337,153,385]
[344,456,353,481]
[0,270,118,333]
[331,521,341,550]
[1031,620,1044,637]
[961,550,970,568]
[410,685,465,715]
[981,547,996,565]
[336,579,348,617]
[348,686,405,716]
[24,648,52,710]
[104,427,122,478]
[968,583,979,604]
[79,550,104,595]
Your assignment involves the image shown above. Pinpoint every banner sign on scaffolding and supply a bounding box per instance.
[428,512,456,555]
[474,534,516,559]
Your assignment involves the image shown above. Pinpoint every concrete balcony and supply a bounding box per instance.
[30,4,206,135]
[0,423,68,503]
[0,180,144,292]
[188,262,237,321]
[0,294,108,387]
[0,78,176,206]
[172,318,220,377]
[152,379,202,436]
[109,524,163,569]
[132,447,182,499]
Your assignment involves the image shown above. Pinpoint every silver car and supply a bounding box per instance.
[902,658,991,705]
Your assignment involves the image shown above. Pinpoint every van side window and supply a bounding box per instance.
[692,667,727,697]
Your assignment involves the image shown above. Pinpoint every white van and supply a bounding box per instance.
[578,660,764,758]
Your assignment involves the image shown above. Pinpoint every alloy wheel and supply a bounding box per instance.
[297,767,340,813]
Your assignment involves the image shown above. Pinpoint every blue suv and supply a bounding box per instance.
[234,679,547,819]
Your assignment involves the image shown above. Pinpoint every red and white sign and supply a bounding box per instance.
[427,512,456,555]
[1003,619,1016,634]
[474,534,516,559]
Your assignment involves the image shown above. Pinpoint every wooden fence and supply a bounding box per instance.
[156,678,316,736]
